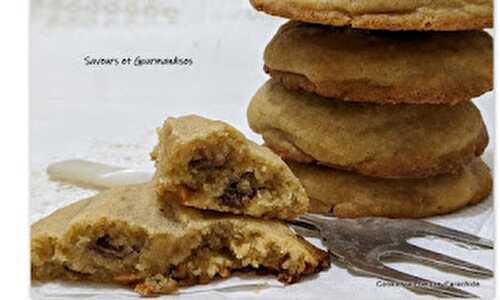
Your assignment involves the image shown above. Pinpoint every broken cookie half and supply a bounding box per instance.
[31,184,329,296]
[151,115,309,220]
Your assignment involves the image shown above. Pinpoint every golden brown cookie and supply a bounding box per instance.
[31,184,329,296]
[264,21,493,105]
[287,159,492,218]
[151,115,308,220]
[250,0,493,31]
[247,80,488,178]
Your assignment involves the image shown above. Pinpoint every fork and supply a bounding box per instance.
[46,159,494,298]
[289,214,493,298]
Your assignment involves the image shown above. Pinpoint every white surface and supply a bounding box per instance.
[30,0,495,299]
[0,1,30,300]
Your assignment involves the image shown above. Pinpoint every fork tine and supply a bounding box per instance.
[293,214,328,228]
[288,222,320,238]
[349,262,478,298]
[390,243,493,277]
[420,221,493,249]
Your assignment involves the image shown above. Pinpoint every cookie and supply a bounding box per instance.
[264,21,493,105]
[247,80,488,178]
[151,115,308,220]
[31,184,329,296]
[250,0,493,31]
[287,159,492,218]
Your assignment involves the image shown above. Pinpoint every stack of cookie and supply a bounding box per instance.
[248,0,493,218]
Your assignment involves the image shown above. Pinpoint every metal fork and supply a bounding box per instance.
[289,214,493,298]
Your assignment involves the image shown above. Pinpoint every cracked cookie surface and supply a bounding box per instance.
[264,21,493,105]
[247,80,488,179]
[287,159,492,218]
[250,0,492,31]
[31,184,329,296]
[151,115,308,220]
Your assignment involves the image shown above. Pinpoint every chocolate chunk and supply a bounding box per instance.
[90,235,136,259]
[189,152,227,171]
[189,158,213,170]
[219,172,258,208]
[63,264,91,277]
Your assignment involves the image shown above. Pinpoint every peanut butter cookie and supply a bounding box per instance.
[250,0,493,31]
[152,115,308,220]
[247,81,488,178]
[264,21,493,105]
[287,159,492,218]
[31,184,329,296]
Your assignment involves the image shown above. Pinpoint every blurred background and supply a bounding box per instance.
[30,0,284,171]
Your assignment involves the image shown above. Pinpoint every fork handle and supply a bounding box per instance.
[47,159,153,189]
